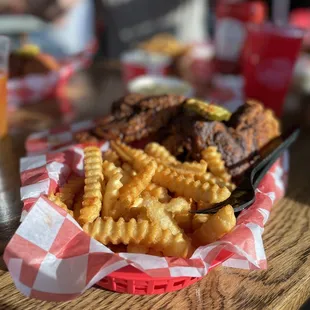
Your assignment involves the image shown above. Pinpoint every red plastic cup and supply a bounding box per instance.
[215,0,267,74]
[242,23,303,116]
[121,50,172,85]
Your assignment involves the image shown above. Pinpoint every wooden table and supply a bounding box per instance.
[0,64,310,310]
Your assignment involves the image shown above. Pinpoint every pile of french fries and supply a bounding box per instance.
[139,33,187,57]
[49,142,237,258]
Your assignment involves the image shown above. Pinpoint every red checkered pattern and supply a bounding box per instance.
[8,40,98,108]
[26,119,99,156]
[3,141,289,301]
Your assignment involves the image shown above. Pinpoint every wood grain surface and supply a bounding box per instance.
[0,66,309,310]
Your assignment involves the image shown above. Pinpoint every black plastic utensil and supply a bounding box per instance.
[193,128,300,215]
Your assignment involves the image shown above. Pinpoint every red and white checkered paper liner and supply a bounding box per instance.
[26,119,100,156]
[8,40,98,108]
[4,141,289,301]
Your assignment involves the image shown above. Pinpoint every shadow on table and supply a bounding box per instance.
[0,136,22,270]
[285,128,310,206]
[0,301,18,310]
[300,299,310,310]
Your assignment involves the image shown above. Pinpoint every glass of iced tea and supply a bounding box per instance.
[0,36,10,138]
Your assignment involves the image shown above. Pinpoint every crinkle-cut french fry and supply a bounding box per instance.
[122,163,136,175]
[79,146,103,226]
[147,249,163,257]
[141,183,171,203]
[192,205,236,246]
[120,171,132,185]
[226,182,236,192]
[192,214,210,231]
[195,172,219,185]
[143,198,183,236]
[173,212,192,233]
[114,142,231,204]
[56,175,84,209]
[48,194,73,216]
[112,141,152,171]
[125,198,144,220]
[83,217,192,258]
[195,172,236,192]
[127,244,149,254]
[130,151,152,172]
[131,203,148,221]
[115,141,199,177]
[196,200,212,211]
[120,163,136,185]
[73,191,84,220]
[119,161,157,208]
[112,142,232,203]
[115,142,199,183]
[201,146,231,182]
[136,212,148,221]
[110,140,133,163]
[102,160,122,179]
[102,170,123,218]
[131,197,144,208]
[165,197,191,214]
[122,144,230,199]
[122,144,194,182]
[102,150,121,166]
[172,160,208,175]
[145,142,179,165]
[153,165,231,204]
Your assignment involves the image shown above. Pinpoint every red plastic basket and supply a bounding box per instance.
[8,40,98,108]
[96,249,233,294]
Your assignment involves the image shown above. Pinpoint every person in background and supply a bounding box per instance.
[98,0,209,58]
[0,0,210,58]
[0,0,94,56]
[0,0,78,21]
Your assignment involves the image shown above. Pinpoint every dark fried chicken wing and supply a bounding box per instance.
[75,94,186,144]
[162,100,280,178]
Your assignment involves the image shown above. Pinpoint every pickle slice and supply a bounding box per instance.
[184,98,231,121]
[16,44,41,57]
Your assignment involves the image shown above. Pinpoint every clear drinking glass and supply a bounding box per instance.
[0,36,10,138]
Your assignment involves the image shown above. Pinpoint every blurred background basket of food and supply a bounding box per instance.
[0,0,97,108]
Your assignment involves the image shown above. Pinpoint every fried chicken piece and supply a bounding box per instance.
[228,99,280,151]
[162,101,280,179]
[111,93,147,119]
[162,117,249,177]
[137,94,185,110]
[111,93,147,112]
[82,94,185,144]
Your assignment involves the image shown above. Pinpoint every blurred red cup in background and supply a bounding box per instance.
[121,50,172,85]
[290,9,310,51]
[215,0,267,74]
[242,23,303,116]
